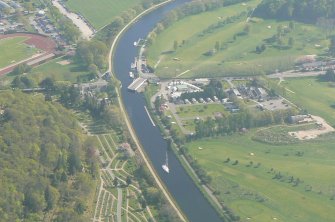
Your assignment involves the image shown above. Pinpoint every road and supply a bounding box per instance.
[116,188,122,222]
[52,0,94,39]
[107,1,187,221]
[268,70,324,79]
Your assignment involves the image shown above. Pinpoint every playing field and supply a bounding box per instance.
[282,77,335,126]
[0,37,37,69]
[65,0,142,29]
[147,0,328,78]
[187,131,335,222]
[29,57,90,83]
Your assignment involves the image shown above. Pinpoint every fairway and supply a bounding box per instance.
[187,132,335,222]
[65,0,142,29]
[147,0,328,78]
[0,37,37,69]
[282,77,335,126]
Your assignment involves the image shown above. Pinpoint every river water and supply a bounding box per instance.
[113,1,223,221]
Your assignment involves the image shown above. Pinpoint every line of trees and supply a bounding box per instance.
[254,0,335,23]
[194,108,298,138]
[48,4,81,43]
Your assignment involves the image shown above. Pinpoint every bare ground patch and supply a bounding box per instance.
[289,115,335,140]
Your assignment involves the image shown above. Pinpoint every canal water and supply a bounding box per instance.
[113,1,223,221]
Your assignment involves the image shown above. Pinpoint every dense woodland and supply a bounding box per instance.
[0,91,98,221]
[254,0,335,23]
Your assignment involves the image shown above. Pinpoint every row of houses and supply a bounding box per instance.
[228,85,268,101]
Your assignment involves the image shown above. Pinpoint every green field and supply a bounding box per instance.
[29,57,91,83]
[65,0,142,29]
[0,37,37,69]
[187,131,335,222]
[176,104,228,118]
[282,77,335,126]
[147,0,329,78]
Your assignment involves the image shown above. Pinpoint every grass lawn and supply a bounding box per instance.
[187,131,335,222]
[29,57,91,83]
[282,77,335,126]
[65,0,142,29]
[0,37,38,69]
[176,104,228,118]
[147,0,329,78]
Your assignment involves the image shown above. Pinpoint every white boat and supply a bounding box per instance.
[162,152,169,173]
[133,41,137,46]
[129,71,134,78]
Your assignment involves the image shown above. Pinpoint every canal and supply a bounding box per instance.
[112,1,223,221]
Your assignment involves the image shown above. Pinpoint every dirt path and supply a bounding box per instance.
[107,1,187,221]
[52,0,94,39]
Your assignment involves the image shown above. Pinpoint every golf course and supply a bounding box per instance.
[146,0,329,78]
[187,130,335,222]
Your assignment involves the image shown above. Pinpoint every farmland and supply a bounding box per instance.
[186,131,335,222]
[65,0,142,29]
[146,0,329,78]
[0,37,37,69]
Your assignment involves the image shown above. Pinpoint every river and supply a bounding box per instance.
[112,1,223,221]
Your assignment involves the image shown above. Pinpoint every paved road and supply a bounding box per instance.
[268,70,324,79]
[117,188,122,222]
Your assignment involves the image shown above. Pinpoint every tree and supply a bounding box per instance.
[289,21,295,30]
[75,200,86,215]
[39,77,55,92]
[215,41,220,52]
[24,191,46,213]
[68,143,82,175]
[244,24,250,34]
[113,177,119,187]
[126,176,132,186]
[288,37,294,47]
[330,36,335,57]
[324,69,335,82]
[44,186,59,211]
[11,63,31,75]
[145,187,162,204]
[173,40,178,51]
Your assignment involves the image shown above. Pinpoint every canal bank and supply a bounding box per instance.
[109,1,223,221]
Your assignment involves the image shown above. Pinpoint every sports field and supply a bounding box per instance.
[187,131,335,222]
[0,37,37,69]
[29,57,91,83]
[65,0,142,29]
[147,0,328,78]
